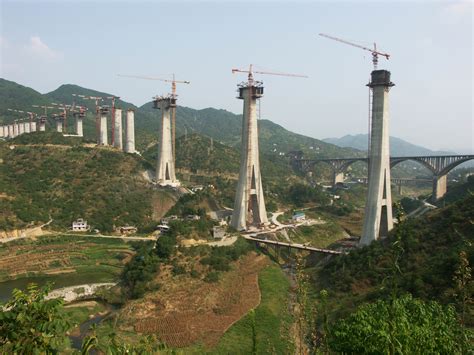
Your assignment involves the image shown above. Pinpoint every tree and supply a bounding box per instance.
[328,294,463,354]
[0,283,71,353]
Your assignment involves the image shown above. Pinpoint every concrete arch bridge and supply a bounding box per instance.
[289,152,474,201]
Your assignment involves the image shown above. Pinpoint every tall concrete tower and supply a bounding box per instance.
[8,124,13,137]
[25,121,31,133]
[113,108,123,149]
[360,70,394,246]
[99,107,109,145]
[153,96,179,187]
[231,76,268,231]
[30,120,37,132]
[125,109,136,153]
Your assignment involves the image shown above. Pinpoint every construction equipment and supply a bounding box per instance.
[7,108,36,127]
[231,64,308,79]
[51,103,73,133]
[72,94,104,143]
[231,64,308,119]
[318,33,390,70]
[32,104,55,115]
[117,74,190,157]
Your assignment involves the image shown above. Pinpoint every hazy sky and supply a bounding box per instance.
[1,0,472,152]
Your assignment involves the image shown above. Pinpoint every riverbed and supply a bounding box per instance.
[0,270,118,302]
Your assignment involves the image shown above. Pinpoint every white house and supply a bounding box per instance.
[292,212,306,222]
[72,218,88,232]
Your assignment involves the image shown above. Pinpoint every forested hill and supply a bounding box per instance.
[0,132,176,232]
[1,79,359,159]
[317,193,474,322]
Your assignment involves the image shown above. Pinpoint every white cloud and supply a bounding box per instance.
[24,36,63,61]
[443,0,472,16]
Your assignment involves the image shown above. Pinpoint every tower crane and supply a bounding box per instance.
[318,33,390,70]
[32,104,55,115]
[32,105,55,127]
[117,74,190,156]
[231,65,308,119]
[51,103,73,132]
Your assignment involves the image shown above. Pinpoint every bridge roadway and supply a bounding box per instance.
[289,153,474,201]
[242,235,346,255]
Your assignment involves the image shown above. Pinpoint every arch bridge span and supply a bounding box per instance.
[288,151,474,201]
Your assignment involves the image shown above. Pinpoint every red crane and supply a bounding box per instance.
[117,74,190,156]
[318,33,390,70]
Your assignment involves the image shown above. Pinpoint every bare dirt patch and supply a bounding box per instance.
[151,191,178,221]
[120,253,269,348]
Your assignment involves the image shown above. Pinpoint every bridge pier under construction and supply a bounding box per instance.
[231,77,268,231]
[154,96,179,187]
[360,70,394,246]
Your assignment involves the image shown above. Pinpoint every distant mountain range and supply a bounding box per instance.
[323,134,455,157]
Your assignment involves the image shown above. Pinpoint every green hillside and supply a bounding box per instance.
[0,79,50,124]
[0,132,175,232]
[144,133,294,181]
[139,101,360,160]
[315,194,474,324]
[437,176,474,207]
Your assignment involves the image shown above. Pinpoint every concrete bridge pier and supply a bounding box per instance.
[432,174,447,201]
[231,78,268,231]
[154,97,179,186]
[76,116,84,137]
[99,107,109,145]
[39,117,46,132]
[333,171,344,186]
[360,70,395,246]
[125,109,135,153]
[56,118,63,133]
[113,108,123,149]
[397,181,403,195]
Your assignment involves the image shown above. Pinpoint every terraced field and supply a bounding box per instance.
[119,253,270,348]
[0,235,135,301]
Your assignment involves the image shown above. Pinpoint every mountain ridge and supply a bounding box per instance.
[323,133,455,156]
